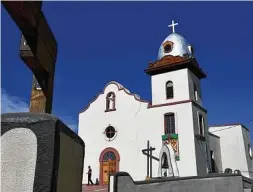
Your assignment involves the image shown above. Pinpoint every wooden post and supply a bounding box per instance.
[142,141,158,180]
[2,1,57,114]
[150,146,153,178]
[147,140,150,178]
[29,75,46,113]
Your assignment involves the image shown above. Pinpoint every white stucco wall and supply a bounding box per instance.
[209,125,253,178]
[79,82,149,183]
[78,81,203,184]
[151,69,190,105]
[141,101,199,179]
[78,79,253,184]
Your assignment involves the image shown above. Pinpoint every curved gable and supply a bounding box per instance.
[79,81,149,113]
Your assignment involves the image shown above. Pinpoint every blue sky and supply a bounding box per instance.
[1,2,253,134]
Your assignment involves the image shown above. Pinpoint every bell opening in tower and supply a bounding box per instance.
[161,152,169,177]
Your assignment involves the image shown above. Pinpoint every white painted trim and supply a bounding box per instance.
[174,111,178,134]
[109,176,114,192]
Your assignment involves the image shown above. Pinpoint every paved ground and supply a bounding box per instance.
[82,184,108,192]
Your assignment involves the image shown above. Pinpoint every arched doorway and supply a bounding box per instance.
[99,147,120,184]
[158,144,179,177]
[161,152,169,177]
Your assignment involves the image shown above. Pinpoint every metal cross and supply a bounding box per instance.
[168,20,178,33]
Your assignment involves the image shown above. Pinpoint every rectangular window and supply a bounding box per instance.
[194,90,198,101]
[166,87,173,99]
[198,113,204,135]
[210,150,216,173]
[164,113,175,134]
[194,84,198,101]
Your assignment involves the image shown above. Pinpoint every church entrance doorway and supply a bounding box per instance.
[99,148,120,185]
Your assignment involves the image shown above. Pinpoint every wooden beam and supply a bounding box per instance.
[142,151,159,162]
[2,1,57,114]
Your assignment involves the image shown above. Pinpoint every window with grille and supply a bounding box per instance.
[164,113,175,134]
[166,81,174,99]
[105,126,116,140]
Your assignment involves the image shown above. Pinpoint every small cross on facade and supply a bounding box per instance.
[168,20,178,33]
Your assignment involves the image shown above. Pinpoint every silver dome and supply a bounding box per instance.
[158,33,193,60]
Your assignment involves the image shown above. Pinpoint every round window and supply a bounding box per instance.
[163,41,173,54]
[104,126,117,141]
[164,44,172,53]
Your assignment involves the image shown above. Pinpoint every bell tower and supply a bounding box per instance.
[145,20,206,106]
[145,20,211,176]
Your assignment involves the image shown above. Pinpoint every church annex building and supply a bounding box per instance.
[78,21,253,185]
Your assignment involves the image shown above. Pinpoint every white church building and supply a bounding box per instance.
[78,21,253,185]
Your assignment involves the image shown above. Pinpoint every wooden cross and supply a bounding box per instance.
[168,20,178,33]
[142,140,159,178]
[2,1,57,113]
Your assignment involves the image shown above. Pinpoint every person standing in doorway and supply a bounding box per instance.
[87,166,94,185]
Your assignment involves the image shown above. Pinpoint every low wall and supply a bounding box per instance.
[109,172,253,192]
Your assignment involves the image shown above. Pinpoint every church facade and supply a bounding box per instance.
[78,23,253,184]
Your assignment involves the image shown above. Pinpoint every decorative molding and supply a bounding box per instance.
[162,134,178,141]
[105,108,116,113]
[99,147,120,162]
[163,134,180,161]
[80,81,149,113]
[148,55,190,68]
[145,55,206,79]
[80,81,208,115]
[148,100,191,108]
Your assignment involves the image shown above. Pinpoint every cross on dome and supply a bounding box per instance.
[168,20,178,33]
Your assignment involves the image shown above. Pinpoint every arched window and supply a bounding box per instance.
[103,151,116,161]
[106,92,116,111]
[164,113,175,134]
[166,81,174,99]
[198,113,204,135]
[161,152,169,169]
